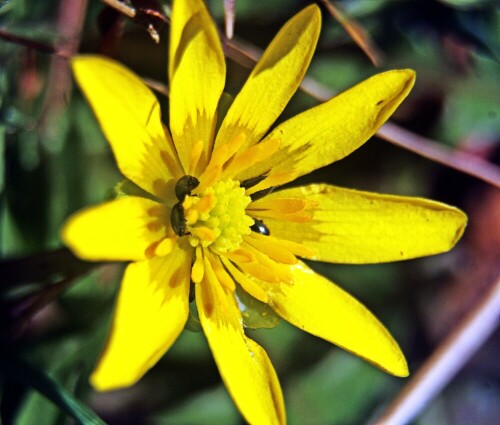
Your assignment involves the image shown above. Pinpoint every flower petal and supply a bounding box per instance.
[237,69,415,182]
[260,261,408,377]
[61,197,169,262]
[72,56,180,198]
[91,247,192,390]
[196,254,285,424]
[259,184,467,263]
[169,0,226,174]
[215,4,321,152]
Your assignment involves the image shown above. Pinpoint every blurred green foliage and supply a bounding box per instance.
[1,0,499,424]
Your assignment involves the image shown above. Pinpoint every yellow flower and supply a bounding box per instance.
[61,1,467,423]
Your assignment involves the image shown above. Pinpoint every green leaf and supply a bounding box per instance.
[1,354,106,425]
[438,0,493,9]
[111,178,160,202]
[286,350,391,425]
[236,286,280,329]
[152,385,239,425]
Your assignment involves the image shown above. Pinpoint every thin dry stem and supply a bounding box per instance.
[101,0,136,18]
[0,29,60,55]
[373,276,500,425]
[378,123,500,188]
[38,0,88,138]
[224,0,236,39]
[224,37,500,188]
[320,0,384,66]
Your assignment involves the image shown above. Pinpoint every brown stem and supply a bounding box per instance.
[373,275,500,425]
[38,0,88,138]
[378,123,500,188]
[101,0,136,18]
[319,0,384,67]
[0,29,59,55]
[224,37,500,188]
[224,0,236,39]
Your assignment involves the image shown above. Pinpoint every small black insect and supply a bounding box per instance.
[175,175,199,201]
[171,175,199,236]
[171,202,188,236]
[251,219,270,236]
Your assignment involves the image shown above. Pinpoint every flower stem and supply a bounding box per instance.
[372,275,500,425]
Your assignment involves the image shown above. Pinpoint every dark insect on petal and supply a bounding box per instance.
[175,175,200,201]
[171,202,188,236]
[250,219,270,236]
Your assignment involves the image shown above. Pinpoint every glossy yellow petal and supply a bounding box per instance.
[237,69,415,182]
[72,56,181,198]
[61,197,171,262]
[260,261,408,376]
[91,247,192,390]
[169,0,225,174]
[196,256,285,424]
[260,184,467,263]
[215,5,321,153]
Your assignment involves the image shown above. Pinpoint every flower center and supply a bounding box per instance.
[181,179,253,253]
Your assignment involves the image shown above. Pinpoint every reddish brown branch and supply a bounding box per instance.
[378,123,500,188]
[38,0,88,138]
[373,276,500,425]
[101,0,136,18]
[0,29,60,55]
[224,37,500,188]
[320,0,384,67]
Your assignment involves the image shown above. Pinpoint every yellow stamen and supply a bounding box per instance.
[233,243,293,285]
[196,165,222,193]
[191,226,217,245]
[191,246,205,283]
[184,208,199,225]
[248,209,313,223]
[225,247,255,263]
[221,256,269,303]
[196,193,217,216]
[207,252,236,291]
[222,138,281,179]
[249,232,317,259]
[244,171,298,196]
[244,234,297,265]
[196,133,247,192]
[182,179,253,253]
[245,243,294,284]
[209,132,246,169]
[248,197,317,223]
[249,198,314,213]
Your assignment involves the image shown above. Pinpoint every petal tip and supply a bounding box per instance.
[304,3,322,21]
[60,216,77,253]
[391,357,410,378]
[89,369,131,393]
[451,208,468,246]
[401,68,417,91]
[375,346,409,378]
